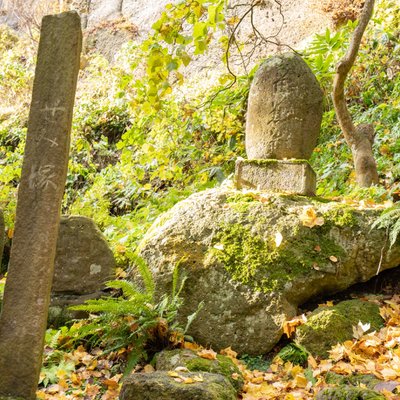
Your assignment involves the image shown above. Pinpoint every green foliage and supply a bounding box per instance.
[65,257,200,373]
[371,205,400,248]
[240,354,270,372]
[276,343,309,366]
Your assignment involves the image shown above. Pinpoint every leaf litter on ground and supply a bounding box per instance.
[37,295,400,399]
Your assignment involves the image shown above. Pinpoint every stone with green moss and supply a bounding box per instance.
[138,188,400,354]
[295,300,384,357]
[119,371,237,400]
[315,385,385,400]
[155,349,243,392]
[325,372,381,389]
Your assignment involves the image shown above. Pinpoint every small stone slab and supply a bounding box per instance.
[155,349,243,392]
[235,159,316,196]
[120,371,237,400]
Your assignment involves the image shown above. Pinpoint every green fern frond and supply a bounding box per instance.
[371,206,400,248]
[70,296,149,315]
[106,280,143,299]
[132,254,155,298]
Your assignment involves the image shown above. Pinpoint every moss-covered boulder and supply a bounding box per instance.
[138,188,400,354]
[325,372,381,389]
[119,371,237,400]
[315,386,385,400]
[295,300,384,357]
[155,349,243,391]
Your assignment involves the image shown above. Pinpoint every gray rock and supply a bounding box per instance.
[52,215,115,295]
[315,386,385,400]
[120,371,237,400]
[245,52,323,160]
[235,159,316,195]
[138,188,400,354]
[155,349,243,391]
[295,299,384,357]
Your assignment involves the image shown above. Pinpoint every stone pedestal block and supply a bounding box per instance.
[235,159,316,196]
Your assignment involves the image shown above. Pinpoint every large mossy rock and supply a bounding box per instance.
[295,299,384,357]
[138,188,400,354]
[315,386,385,400]
[155,349,243,391]
[119,371,237,400]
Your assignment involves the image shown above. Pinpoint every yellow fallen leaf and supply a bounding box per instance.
[143,364,155,373]
[275,231,283,247]
[283,315,307,338]
[193,374,204,382]
[220,346,238,360]
[103,378,119,389]
[184,341,201,351]
[197,349,217,360]
[299,206,325,228]
[294,373,308,388]
[181,377,195,384]
[168,371,180,377]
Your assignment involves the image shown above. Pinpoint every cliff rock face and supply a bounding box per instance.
[1,0,332,73]
[138,188,400,354]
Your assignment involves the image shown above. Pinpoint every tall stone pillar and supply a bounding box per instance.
[0,12,81,400]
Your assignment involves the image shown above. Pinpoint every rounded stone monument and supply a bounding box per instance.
[245,52,323,160]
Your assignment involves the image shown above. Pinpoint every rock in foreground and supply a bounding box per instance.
[119,371,237,400]
[139,188,400,354]
[295,299,384,357]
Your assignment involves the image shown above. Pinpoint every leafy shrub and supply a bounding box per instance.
[65,256,202,374]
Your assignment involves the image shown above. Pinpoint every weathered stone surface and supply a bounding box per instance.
[245,52,323,160]
[155,349,243,391]
[315,386,385,400]
[0,11,81,400]
[0,210,4,268]
[295,300,384,357]
[52,215,115,295]
[120,371,237,400]
[48,291,104,327]
[235,159,316,195]
[138,188,400,354]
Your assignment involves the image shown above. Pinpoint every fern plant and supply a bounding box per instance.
[67,255,202,374]
[371,205,400,248]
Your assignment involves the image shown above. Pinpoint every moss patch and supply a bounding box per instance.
[296,300,384,357]
[325,372,381,389]
[316,385,385,400]
[154,349,243,392]
[211,222,345,293]
[323,205,358,228]
[186,355,244,391]
[225,193,258,213]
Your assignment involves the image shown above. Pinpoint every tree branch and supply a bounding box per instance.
[333,0,375,147]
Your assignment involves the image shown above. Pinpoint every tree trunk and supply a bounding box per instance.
[332,0,379,187]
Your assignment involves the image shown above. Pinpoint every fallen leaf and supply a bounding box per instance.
[275,231,283,247]
[197,349,217,360]
[102,378,119,389]
[299,206,325,228]
[143,364,155,373]
[353,321,371,339]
